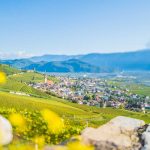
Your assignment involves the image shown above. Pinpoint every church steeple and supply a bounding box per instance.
[44,73,48,84]
[44,71,47,83]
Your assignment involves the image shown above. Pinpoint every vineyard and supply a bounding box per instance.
[0,78,51,99]
[8,72,58,83]
[0,64,21,75]
[0,91,150,126]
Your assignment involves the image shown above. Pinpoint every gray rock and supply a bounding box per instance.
[0,115,13,145]
[81,116,145,150]
[146,125,150,132]
[141,125,150,150]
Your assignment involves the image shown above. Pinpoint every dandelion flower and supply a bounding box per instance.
[41,109,64,134]
[0,72,6,84]
[9,113,26,128]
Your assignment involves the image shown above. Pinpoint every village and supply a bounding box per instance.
[29,74,150,112]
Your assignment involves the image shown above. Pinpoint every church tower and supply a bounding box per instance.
[44,74,48,84]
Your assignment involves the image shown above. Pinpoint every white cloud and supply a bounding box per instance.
[0,51,34,59]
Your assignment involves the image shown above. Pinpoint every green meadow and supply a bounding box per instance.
[108,80,150,96]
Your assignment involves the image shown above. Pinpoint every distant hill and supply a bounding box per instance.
[30,54,82,62]
[0,59,33,69]
[80,50,150,71]
[1,49,150,72]
[23,59,101,73]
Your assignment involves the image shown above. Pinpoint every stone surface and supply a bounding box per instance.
[81,116,145,150]
[141,125,150,150]
[0,115,13,145]
[146,125,150,132]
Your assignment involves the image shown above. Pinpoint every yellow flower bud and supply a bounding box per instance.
[9,113,26,128]
[0,72,6,84]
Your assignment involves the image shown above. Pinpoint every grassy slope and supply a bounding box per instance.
[0,64,21,75]
[9,72,58,83]
[0,91,149,127]
[128,84,150,96]
[0,92,85,115]
[0,78,51,98]
[0,64,59,98]
[108,80,150,96]
[0,67,57,98]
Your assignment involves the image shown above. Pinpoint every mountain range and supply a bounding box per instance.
[1,49,150,73]
[24,59,100,73]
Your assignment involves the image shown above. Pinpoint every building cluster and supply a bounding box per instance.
[30,75,150,111]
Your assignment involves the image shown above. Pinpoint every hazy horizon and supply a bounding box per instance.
[1,48,150,60]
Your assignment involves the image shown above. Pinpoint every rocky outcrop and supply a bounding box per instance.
[81,116,145,150]
[141,125,150,150]
[44,116,150,150]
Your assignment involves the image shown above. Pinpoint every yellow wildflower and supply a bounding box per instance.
[67,141,94,150]
[41,109,64,133]
[0,72,6,84]
[9,113,26,128]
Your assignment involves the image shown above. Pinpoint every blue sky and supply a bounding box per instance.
[0,0,150,58]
